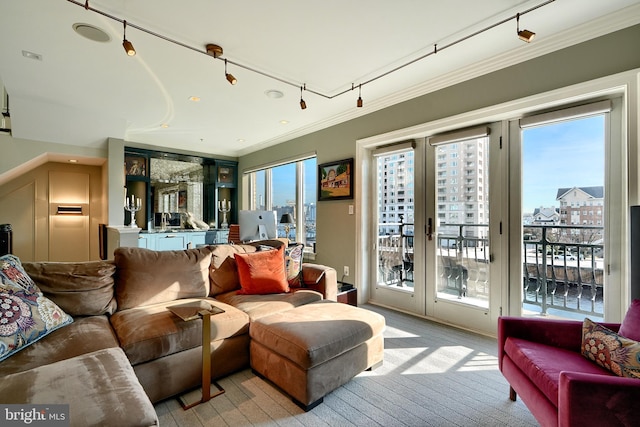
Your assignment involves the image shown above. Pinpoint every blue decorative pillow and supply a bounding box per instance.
[0,254,73,362]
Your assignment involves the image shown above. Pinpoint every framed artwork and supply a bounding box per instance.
[125,155,147,177]
[318,158,354,201]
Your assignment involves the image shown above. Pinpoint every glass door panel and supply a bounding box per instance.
[520,115,606,320]
[435,137,490,309]
[375,149,415,291]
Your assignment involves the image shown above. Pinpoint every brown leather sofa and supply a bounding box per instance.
[0,240,338,426]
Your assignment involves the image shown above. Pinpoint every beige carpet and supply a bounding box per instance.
[154,304,538,426]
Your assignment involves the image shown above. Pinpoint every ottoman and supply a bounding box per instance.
[250,301,385,410]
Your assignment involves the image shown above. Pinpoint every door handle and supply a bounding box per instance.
[427,218,433,241]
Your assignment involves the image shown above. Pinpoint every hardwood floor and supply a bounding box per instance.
[154,304,538,426]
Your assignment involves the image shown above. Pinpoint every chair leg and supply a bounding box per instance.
[509,386,517,401]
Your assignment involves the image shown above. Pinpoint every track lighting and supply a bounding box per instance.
[516,13,536,43]
[300,85,307,110]
[225,60,237,85]
[122,20,136,56]
[70,0,552,109]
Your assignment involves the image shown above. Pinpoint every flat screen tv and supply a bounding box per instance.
[238,210,277,242]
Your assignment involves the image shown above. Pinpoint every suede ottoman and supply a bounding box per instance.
[249,301,385,410]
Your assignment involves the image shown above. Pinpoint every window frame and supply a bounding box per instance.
[244,154,316,250]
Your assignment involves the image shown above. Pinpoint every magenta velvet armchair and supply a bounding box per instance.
[498,316,640,427]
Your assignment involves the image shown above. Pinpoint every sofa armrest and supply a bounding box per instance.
[559,371,640,427]
[497,317,621,370]
[301,263,338,301]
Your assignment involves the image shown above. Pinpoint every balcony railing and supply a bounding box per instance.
[377,222,604,318]
[523,224,604,318]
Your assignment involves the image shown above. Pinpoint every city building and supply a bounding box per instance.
[557,186,604,226]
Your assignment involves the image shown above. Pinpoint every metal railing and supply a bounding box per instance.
[377,222,604,318]
[523,224,604,317]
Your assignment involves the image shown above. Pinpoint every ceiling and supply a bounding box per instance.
[1,0,639,158]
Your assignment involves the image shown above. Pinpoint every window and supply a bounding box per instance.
[246,156,316,250]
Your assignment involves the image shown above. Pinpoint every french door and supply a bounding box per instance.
[370,124,505,334]
[371,142,425,315]
[425,123,505,335]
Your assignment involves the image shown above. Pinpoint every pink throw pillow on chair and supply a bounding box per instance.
[619,299,640,341]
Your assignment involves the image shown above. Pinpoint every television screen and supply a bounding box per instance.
[238,210,277,242]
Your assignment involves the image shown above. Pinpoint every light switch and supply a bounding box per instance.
[349,205,354,215]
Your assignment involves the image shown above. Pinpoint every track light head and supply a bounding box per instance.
[518,29,536,43]
[516,13,535,43]
[122,20,136,56]
[224,59,237,85]
[123,39,136,56]
[356,84,363,108]
[300,85,307,110]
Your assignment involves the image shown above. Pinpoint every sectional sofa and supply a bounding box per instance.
[0,239,385,426]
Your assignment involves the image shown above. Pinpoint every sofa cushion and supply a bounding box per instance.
[23,260,117,316]
[110,298,248,365]
[582,318,640,379]
[235,245,290,295]
[0,347,158,427]
[619,299,640,341]
[209,243,259,270]
[0,315,119,376]
[504,336,610,407]
[209,256,241,296]
[214,289,323,321]
[114,247,213,310]
[0,254,73,362]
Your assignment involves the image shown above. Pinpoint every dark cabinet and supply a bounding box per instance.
[124,147,238,231]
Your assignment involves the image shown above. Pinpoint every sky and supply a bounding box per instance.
[522,115,604,213]
[256,158,317,207]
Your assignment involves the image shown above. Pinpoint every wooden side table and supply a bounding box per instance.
[168,301,226,409]
[337,286,357,306]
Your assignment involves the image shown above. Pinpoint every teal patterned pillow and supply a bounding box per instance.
[0,254,73,362]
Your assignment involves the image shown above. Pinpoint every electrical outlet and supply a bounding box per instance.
[343,266,350,276]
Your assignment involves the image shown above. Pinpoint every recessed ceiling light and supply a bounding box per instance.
[161,123,169,128]
[280,120,289,125]
[189,96,200,102]
[22,50,42,61]
[265,90,284,99]
[237,139,245,143]
[72,23,111,43]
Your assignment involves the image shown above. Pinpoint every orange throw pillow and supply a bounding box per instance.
[234,246,289,295]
